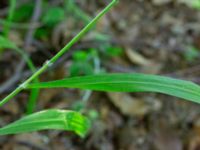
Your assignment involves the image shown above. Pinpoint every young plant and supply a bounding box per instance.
[0,0,118,137]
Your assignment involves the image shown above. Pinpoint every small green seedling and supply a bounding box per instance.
[69,50,94,76]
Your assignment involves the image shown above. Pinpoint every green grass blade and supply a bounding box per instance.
[0,109,90,137]
[27,73,200,104]
[26,88,39,114]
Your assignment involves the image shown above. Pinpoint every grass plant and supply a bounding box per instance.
[1,0,200,137]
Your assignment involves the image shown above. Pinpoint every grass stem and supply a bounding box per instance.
[0,0,118,107]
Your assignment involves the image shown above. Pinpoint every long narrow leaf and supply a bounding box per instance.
[0,109,90,137]
[27,73,200,104]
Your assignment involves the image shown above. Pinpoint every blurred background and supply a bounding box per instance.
[1,0,200,149]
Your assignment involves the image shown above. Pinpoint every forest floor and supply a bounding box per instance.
[1,0,200,150]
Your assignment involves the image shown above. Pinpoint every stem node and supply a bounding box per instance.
[19,83,27,89]
[44,60,53,67]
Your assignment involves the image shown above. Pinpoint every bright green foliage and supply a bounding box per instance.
[191,0,200,9]
[13,3,34,22]
[0,109,90,137]
[106,46,123,57]
[70,62,94,76]
[26,88,40,115]
[0,0,118,107]
[42,7,65,26]
[34,27,49,40]
[70,51,94,76]
[0,0,118,138]
[0,0,117,137]
[28,73,200,104]
[73,51,88,61]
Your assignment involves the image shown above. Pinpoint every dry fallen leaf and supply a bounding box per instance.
[153,128,183,150]
[125,48,154,66]
[14,133,48,150]
[107,92,161,117]
[125,48,162,74]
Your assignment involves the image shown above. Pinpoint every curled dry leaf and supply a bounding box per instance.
[125,48,154,67]
[107,92,161,117]
[188,135,200,150]
[125,48,162,74]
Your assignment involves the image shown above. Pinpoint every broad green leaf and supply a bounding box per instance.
[0,35,17,50]
[28,73,200,104]
[0,109,90,137]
